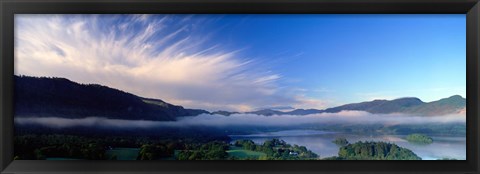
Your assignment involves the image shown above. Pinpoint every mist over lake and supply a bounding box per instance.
[12,14,467,161]
[14,111,465,129]
[230,130,466,160]
[15,113,466,160]
[16,114,465,160]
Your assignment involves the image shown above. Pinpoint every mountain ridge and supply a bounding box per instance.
[247,95,465,116]
[15,75,465,120]
[15,75,209,121]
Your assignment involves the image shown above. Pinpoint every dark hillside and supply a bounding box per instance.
[14,75,209,121]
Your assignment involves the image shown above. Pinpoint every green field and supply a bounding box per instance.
[105,148,140,160]
[227,146,267,159]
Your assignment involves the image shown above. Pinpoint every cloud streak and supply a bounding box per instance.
[15,111,465,129]
[14,14,326,112]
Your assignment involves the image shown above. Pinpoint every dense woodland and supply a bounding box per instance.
[14,134,319,160]
[232,139,318,160]
[335,141,421,160]
[15,133,424,160]
[13,76,462,161]
[15,134,201,160]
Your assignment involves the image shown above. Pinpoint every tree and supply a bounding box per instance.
[405,134,433,144]
[332,138,349,146]
[338,141,421,160]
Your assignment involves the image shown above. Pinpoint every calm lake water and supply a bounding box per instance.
[229,130,466,160]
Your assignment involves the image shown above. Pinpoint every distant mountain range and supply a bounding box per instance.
[254,106,295,112]
[219,95,465,116]
[14,75,466,121]
[324,95,466,116]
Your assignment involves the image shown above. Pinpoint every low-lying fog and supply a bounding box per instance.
[14,111,466,129]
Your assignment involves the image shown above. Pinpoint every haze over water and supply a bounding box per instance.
[230,130,466,160]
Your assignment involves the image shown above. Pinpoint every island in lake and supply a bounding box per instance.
[13,14,466,161]
[406,134,434,144]
[13,76,466,160]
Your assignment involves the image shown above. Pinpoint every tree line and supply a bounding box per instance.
[233,139,318,160]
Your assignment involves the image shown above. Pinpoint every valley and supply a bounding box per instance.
[13,75,467,160]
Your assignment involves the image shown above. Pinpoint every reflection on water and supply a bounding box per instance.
[230,130,466,160]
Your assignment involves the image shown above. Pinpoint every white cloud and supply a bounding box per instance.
[14,14,326,112]
[14,111,466,129]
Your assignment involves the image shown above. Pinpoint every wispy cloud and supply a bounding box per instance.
[15,14,326,112]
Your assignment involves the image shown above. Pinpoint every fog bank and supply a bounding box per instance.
[14,111,466,129]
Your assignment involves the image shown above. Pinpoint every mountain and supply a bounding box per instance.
[403,95,466,116]
[211,110,240,116]
[458,107,466,115]
[284,109,323,115]
[324,97,425,114]
[246,109,284,116]
[254,106,295,112]
[245,96,465,116]
[14,75,209,121]
[15,75,465,120]
[327,95,465,116]
[141,98,210,118]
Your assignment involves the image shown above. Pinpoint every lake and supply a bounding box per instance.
[229,130,466,160]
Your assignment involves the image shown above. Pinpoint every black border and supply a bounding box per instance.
[1,0,479,173]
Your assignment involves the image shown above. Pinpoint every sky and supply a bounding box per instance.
[14,14,466,112]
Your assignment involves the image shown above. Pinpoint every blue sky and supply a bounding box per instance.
[15,14,466,111]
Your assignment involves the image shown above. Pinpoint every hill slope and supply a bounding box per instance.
[248,96,465,116]
[15,75,465,119]
[14,75,209,121]
[404,95,466,116]
[324,96,465,116]
[324,97,424,114]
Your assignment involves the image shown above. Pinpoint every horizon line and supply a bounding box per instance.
[13,74,466,113]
